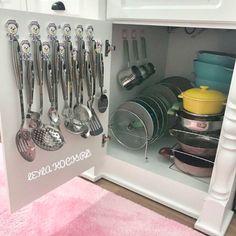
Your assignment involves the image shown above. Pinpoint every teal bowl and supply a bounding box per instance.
[197,51,235,69]
[194,60,233,83]
[195,78,231,95]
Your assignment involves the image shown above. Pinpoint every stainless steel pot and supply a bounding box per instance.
[170,128,219,159]
[178,109,223,132]
[118,38,141,90]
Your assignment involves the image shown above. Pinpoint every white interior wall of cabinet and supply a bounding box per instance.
[165,28,236,80]
[108,24,169,116]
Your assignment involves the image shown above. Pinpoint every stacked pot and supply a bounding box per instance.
[169,86,227,177]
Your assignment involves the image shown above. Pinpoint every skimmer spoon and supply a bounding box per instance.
[31,41,64,151]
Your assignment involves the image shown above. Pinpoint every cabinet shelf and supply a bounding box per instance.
[107,136,210,192]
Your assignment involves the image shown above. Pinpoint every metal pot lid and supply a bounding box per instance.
[160,76,193,92]
[110,108,147,150]
[179,86,226,102]
[139,96,166,138]
[132,97,159,140]
[118,101,154,139]
[142,84,178,106]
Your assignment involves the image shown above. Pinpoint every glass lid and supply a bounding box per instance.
[110,108,148,150]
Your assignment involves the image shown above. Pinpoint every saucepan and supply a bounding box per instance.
[170,128,219,159]
[177,109,224,132]
[159,147,213,177]
[178,86,227,115]
[118,38,141,90]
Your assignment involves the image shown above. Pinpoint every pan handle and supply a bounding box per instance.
[159,147,174,160]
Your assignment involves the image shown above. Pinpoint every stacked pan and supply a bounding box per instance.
[166,86,226,177]
[110,77,193,150]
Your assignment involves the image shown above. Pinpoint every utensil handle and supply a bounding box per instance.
[65,40,73,83]
[85,60,92,99]
[59,59,68,101]
[33,40,43,85]
[123,39,131,68]
[78,39,85,79]
[88,39,97,80]
[72,57,79,103]
[140,36,147,61]
[28,61,35,106]
[19,89,25,128]
[10,39,23,90]
[99,53,105,89]
[23,59,32,107]
[132,39,140,65]
[43,60,54,103]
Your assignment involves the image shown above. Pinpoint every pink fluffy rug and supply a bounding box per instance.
[0,159,203,235]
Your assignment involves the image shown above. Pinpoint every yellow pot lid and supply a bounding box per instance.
[180,86,226,101]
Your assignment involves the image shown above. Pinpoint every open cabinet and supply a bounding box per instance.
[0,8,236,236]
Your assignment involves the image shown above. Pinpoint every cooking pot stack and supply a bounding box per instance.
[169,86,227,177]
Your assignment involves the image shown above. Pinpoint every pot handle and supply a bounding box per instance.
[159,147,174,160]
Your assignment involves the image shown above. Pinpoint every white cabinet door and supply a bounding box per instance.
[0,8,111,211]
[107,0,236,25]
[26,0,106,20]
[0,0,26,10]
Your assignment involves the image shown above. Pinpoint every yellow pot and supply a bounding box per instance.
[178,86,227,115]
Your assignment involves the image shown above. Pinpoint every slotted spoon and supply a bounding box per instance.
[6,19,36,161]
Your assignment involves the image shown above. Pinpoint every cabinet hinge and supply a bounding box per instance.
[105,40,115,57]
[102,134,111,147]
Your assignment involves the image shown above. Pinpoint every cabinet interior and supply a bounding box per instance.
[107,24,236,193]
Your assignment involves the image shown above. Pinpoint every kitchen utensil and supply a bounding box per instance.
[58,43,71,118]
[62,25,84,134]
[47,23,60,112]
[194,60,233,83]
[75,25,91,138]
[85,56,103,136]
[197,50,236,69]
[6,20,36,162]
[20,40,40,128]
[178,86,227,115]
[195,78,230,95]
[170,128,219,159]
[79,69,90,139]
[159,147,213,177]
[132,31,148,82]
[110,108,148,150]
[86,26,97,84]
[97,43,108,113]
[31,42,65,151]
[29,21,43,116]
[140,34,155,77]
[73,50,92,124]
[177,109,223,132]
[42,42,60,127]
[118,32,141,90]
